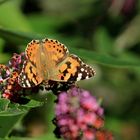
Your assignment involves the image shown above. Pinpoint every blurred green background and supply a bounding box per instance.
[0,0,140,139]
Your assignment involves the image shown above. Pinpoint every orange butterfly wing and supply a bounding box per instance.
[49,54,95,82]
[18,40,43,87]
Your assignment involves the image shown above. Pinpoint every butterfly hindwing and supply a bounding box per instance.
[18,40,44,88]
[18,61,43,88]
[49,54,95,82]
[67,54,95,82]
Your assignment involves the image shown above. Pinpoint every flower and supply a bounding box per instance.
[110,0,136,16]
[121,0,136,16]
[0,64,10,82]
[9,52,26,71]
[96,130,114,140]
[0,53,30,103]
[54,86,105,140]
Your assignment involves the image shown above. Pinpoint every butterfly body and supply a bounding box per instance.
[18,39,95,88]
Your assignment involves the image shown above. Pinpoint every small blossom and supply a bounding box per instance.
[83,129,95,140]
[9,52,26,71]
[110,0,136,16]
[0,64,10,82]
[2,92,12,99]
[121,0,136,16]
[96,130,114,140]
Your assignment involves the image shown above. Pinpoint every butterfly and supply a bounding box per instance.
[18,39,95,88]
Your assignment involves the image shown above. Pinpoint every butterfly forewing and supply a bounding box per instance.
[42,39,69,65]
[26,40,40,63]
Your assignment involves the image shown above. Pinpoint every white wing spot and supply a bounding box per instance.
[22,84,26,88]
[26,80,31,87]
[86,76,89,79]
[77,73,82,81]
[81,68,84,72]
[23,75,26,79]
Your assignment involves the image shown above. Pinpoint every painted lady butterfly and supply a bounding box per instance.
[18,39,95,88]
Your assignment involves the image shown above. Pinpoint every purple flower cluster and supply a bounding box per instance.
[54,87,106,140]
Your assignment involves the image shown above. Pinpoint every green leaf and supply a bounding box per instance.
[0,99,43,138]
[0,53,10,63]
[94,27,113,53]
[0,99,43,116]
[0,99,26,116]
[0,98,10,111]
[0,114,25,138]
[9,133,59,140]
[0,99,27,138]
[0,27,42,45]
[9,137,38,140]
[22,100,43,108]
[0,109,26,116]
[0,0,10,5]
[0,0,31,31]
[0,38,4,52]
[0,102,27,116]
[0,27,140,68]
[70,47,140,67]
[39,133,59,140]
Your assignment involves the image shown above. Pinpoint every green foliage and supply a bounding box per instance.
[0,98,43,138]
[0,98,43,116]
[0,27,139,68]
[0,0,140,139]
